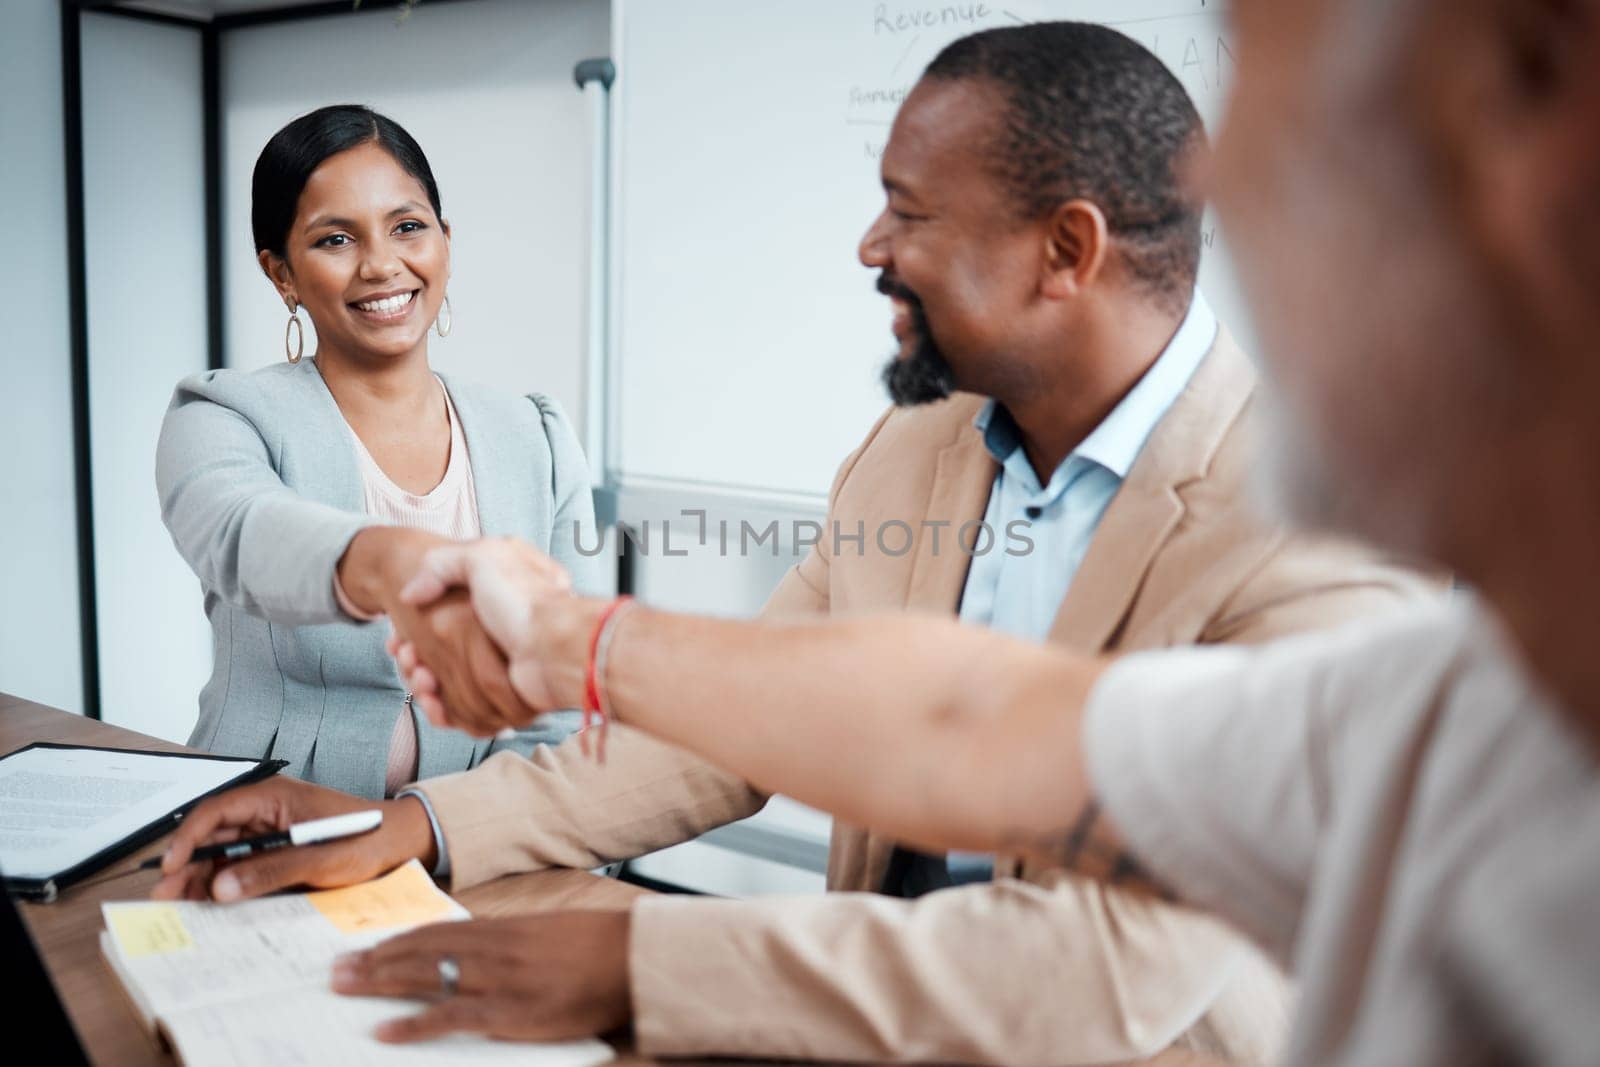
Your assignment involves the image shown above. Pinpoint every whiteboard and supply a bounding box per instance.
[611,0,1241,499]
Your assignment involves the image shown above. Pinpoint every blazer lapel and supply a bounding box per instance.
[1046,488,1185,651]
[903,423,998,612]
[1046,329,1257,651]
[295,359,367,512]
[441,376,538,539]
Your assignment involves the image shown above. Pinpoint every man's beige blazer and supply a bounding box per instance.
[418,331,1435,1065]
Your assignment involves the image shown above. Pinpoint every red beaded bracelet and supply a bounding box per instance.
[581,596,635,761]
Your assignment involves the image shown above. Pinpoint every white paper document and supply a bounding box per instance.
[0,745,257,881]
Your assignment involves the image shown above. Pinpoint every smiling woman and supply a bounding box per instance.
[153,105,603,799]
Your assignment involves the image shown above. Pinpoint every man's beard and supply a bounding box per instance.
[877,274,955,407]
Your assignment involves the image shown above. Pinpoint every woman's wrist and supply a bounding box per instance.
[337,527,446,615]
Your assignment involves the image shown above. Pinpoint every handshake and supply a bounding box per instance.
[377,535,625,743]
[149,532,645,908]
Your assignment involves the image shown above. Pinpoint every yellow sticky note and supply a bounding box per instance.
[107,905,195,959]
[307,862,457,934]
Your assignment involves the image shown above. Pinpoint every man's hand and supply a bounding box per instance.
[388,589,537,738]
[400,537,573,657]
[331,911,632,1044]
[150,777,438,902]
[391,539,590,732]
[340,527,543,736]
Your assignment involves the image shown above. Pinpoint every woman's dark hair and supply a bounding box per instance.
[251,104,443,258]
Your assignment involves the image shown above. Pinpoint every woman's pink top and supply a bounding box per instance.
[332,379,481,796]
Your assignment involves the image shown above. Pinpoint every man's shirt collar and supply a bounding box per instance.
[974,290,1218,494]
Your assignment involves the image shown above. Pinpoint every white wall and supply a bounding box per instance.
[0,2,85,715]
[221,0,608,432]
[81,13,214,742]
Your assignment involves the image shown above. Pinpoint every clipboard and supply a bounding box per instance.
[0,743,287,903]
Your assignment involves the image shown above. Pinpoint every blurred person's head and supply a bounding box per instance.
[253,104,452,369]
[859,23,1207,409]
[1213,0,1600,724]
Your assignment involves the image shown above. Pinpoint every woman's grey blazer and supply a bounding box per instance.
[154,358,604,799]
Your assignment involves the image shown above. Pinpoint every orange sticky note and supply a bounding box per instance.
[305,861,459,934]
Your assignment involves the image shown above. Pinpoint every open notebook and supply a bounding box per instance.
[100,861,613,1067]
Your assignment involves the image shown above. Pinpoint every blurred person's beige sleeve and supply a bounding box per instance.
[412,418,879,889]
[629,875,1286,1066]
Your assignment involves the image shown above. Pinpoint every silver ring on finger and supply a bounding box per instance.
[437,954,460,998]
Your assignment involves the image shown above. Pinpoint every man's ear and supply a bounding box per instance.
[1040,200,1109,301]
[257,249,298,310]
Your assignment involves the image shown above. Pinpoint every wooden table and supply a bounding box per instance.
[2,693,661,1066]
[4,694,1209,1067]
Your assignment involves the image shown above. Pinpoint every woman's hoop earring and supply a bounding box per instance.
[285,309,305,364]
[435,294,453,338]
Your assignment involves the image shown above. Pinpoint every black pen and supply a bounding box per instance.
[138,810,384,870]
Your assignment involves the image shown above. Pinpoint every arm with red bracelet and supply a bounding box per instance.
[393,538,1111,867]
[579,594,635,760]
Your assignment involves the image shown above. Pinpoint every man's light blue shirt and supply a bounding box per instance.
[935,292,1218,888]
[958,292,1218,640]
